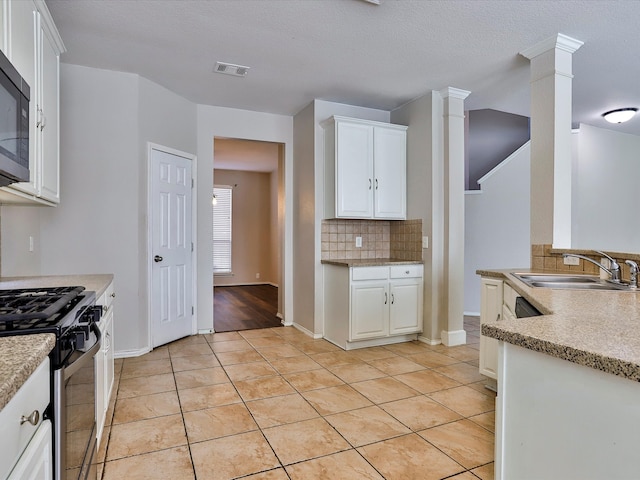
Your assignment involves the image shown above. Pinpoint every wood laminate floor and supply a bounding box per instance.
[214,284,281,332]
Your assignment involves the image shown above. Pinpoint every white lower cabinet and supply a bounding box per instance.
[324,264,423,350]
[95,280,115,449]
[479,277,503,380]
[0,358,52,480]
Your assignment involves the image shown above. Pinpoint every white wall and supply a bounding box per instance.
[464,143,531,314]
[0,206,42,276]
[197,105,293,332]
[572,124,640,253]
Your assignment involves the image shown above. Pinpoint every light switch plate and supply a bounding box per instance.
[422,236,429,249]
[355,236,362,248]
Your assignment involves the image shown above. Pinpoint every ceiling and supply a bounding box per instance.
[46,0,640,136]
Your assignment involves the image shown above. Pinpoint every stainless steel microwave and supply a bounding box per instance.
[0,48,29,187]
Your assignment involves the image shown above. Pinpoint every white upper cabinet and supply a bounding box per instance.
[323,116,407,220]
[0,0,64,205]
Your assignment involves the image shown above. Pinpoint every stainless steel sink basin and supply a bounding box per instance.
[514,273,632,291]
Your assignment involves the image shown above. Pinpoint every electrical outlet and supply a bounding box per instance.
[29,236,34,252]
[256,273,260,279]
[355,236,362,248]
[422,236,429,249]
[563,256,580,266]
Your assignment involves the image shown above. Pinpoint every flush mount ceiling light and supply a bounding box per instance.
[602,108,638,124]
[214,62,250,77]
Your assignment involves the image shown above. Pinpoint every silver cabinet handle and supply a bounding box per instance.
[369,178,372,190]
[496,313,501,321]
[20,410,40,426]
[375,178,378,190]
[391,293,395,304]
[384,292,387,305]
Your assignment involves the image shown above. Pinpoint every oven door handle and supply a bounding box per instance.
[63,323,102,381]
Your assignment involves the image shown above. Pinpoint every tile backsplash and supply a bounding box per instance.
[321,219,422,261]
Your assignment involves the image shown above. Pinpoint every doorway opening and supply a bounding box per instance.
[212,137,284,332]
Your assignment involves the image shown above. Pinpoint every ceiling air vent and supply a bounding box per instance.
[214,62,250,77]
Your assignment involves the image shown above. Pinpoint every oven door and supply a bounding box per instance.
[54,323,101,480]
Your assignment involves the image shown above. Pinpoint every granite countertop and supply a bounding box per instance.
[322,258,423,267]
[0,274,114,411]
[478,268,640,381]
[0,334,55,410]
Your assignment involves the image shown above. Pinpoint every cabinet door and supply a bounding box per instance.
[350,282,388,340]
[479,277,503,379]
[389,280,422,334]
[103,306,115,403]
[7,420,53,480]
[95,339,105,447]
[373,126,406,219]
[336,121,374,218]
[36,16,60,203]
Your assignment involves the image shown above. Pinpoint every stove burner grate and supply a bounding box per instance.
[0,286,85,328]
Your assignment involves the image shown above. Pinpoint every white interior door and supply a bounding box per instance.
[150,146,194,347]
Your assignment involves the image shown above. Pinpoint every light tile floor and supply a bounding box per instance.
[99,316,494,480]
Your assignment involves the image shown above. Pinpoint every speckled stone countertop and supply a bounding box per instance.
[322,258,423,267]
[478,268,640,381]
[0,334,55,410]
[0,274,114,411]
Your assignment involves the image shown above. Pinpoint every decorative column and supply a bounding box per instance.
[520,34,583,248]
[440,87,470,346]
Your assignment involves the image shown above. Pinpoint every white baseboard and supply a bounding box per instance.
[417,335,442,346]
[114,347,151,359]
[464,311,481,317]
[441,329,467,347]
[292,322,322,339]
[198,329,214,334]
[214,281,279,287]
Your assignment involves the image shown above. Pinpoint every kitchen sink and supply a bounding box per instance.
[514,273,631,291]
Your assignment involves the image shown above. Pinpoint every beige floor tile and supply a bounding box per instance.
[294,340,342,355]
[248,336,290,348]
[170,334,208,346]
[112,391,181,424]
[325,406,411,447]
[97,426,110,463]
[350,347,398,362]
[173,366,229,389]
[284,369,344,392]
[256,344,304,361]
[448,473,479,480]
[215,349,264,366]
[106,414,187,460]
[358,434,464,480]
[246,393,319,428]
[240,328,282,339]
[302,384,373,415]
[262,417,350,465]
[243,468,290,480]
[468,411,495,433]
[207,331,242,342]
[428,385,495,417]
[168,343,213,358]
[408,351,460,368]
[366,356,425,375]
[270,355,322,375]
[442,345,480,362]
[170,354,220,372]
[190,431,280,480]
[471,462,495,480]
[286,449,384,480]
[310,350,365,367]
[418,419,494,469]
[383,341,431,356]
[394,369,461,394]
[119,358,165,379]
[178,383,242,411]
[224,360,278,381]
[102,446,194,480]
[117,373,175,399]
[468,380,497,397]
[211,339,254,353]
[434,362,488,384]
[274,327,311,339]
[351,376,420,404]
[327,363,387,383]
[234,375,296,401]
[183,403,258,442]
[123,347,169,364]
[380,395,461,431]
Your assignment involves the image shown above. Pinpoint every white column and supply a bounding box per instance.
[520,34,583,248]
[440,87,470,346]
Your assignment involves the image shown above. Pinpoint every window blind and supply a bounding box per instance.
[213,186,232,274]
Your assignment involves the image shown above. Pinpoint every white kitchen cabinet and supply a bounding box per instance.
[479,277,503,379]
[0,0,64,205]
[0,358,52,480]
[324,263,423,350]
[95,280,115,449]
[323,116,407,220]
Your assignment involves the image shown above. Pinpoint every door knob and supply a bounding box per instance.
[154,255,163,263]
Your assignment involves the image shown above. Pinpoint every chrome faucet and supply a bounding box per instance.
[562,250,621,283]
[625,260,638,289]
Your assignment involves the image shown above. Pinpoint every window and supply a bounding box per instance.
[213,185,232,274]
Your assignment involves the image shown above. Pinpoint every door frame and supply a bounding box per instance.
[146,142,198,349]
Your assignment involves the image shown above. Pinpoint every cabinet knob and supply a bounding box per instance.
[20,410,40,426]
[111,292,116,298]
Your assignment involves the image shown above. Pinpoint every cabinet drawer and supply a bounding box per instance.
[0,358,50,480]
[352,266,389,281]
[390,264,423,279]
